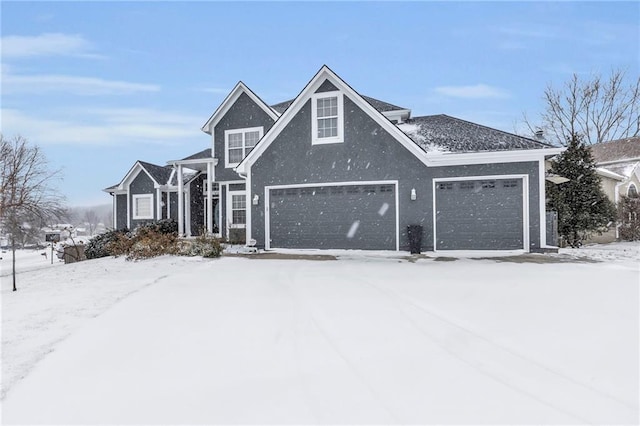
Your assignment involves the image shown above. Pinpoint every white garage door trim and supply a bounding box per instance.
[264,180,399,251]
[432,174,530,252]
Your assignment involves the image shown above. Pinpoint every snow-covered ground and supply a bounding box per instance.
[1,243,638,424]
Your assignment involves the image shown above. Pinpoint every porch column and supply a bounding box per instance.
[207,162,213,235]
[177,164,184,236]
[185,187,191,237]
[156,188,161,220]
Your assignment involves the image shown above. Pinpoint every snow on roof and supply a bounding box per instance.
[590,137,640,164]
[397,115,551,153]
[596,167,626,181]
[597,161,639,179]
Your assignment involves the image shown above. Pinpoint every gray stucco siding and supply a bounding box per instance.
[250,95,431,250]
[169,192,178,221]
[115,194,127,230]
[214,92,276,182]
[315,79,338,93]
[249,94,542,251]
[129,171,156,229]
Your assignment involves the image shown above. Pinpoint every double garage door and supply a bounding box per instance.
[435,178,525,250]
[268,183,396,250]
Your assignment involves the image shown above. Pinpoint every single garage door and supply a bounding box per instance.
[435,178,524,250]
[268,183,396,250]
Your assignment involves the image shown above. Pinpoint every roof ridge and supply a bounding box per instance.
[594,136,640,145]
[438,114,555,147]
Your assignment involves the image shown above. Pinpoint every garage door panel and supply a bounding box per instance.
[269,184,396,250]
[436,178,524,250]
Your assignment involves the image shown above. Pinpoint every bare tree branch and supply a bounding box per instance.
[1,134,67,291]
[523,69,640,146]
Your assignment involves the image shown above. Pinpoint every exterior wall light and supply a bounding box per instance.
[253,194,260,205]
[410,188,417,201]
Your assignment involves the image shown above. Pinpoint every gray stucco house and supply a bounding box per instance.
[105,65,563,252]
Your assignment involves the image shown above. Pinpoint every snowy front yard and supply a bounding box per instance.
[2,244,638,424]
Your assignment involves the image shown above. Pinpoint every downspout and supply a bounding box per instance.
[207,162,213,235]
[177,163,184,236]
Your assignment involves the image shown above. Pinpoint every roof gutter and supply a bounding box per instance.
[425,147,565,166]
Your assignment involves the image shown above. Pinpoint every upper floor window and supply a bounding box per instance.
[311,92,344,145]
[225,127,263,168]
[628,183,638,198]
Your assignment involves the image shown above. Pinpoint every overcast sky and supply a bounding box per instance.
[1,1,638,206]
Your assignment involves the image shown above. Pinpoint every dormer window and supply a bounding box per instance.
[225,127,263,168]
[312,92,343,145]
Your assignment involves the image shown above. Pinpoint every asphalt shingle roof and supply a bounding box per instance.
[590,137,640,164]
[181,148,212,161]
[398,115,552,153]
[270,95,407,115]
[139,161,173,185]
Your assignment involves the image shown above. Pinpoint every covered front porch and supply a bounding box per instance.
[169,156,219,238]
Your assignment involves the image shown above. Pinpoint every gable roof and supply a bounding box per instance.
[270,94,407,115]
[236,65,432,175]
[398,115,553,153]
[181,148,212,161]
[106,160,173,193]
[138,161,173,185]
[201,81,278,135]
[590,136,640,164]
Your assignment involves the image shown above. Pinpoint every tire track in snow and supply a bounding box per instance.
[275,265,323,424]
[354,266,637,425]
[279,263,401,424]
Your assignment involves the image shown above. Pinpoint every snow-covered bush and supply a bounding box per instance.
[136,219,178,236]
[126,228,178,261]
[178,234,222,258]
[85,221,221,261]
[85,229,128,259]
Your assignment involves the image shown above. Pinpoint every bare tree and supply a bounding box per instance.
[0,134,66,291]
[83,209,99,236]
[525,69,640,145]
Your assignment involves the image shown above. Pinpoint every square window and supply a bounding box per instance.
[228,148,243,164]
[225,127,263,167]
[133,194,154,219]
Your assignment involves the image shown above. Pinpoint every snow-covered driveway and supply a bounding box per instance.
[2,248,639,424]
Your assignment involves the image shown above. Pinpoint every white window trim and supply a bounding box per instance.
[224,126,263,168]
[311,91,344,145]
[132,194,154,220]
[227,189,247,229]
[627,183,638,197]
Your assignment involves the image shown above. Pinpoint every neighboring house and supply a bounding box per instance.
[590,137,640,242]
[106,65,564,252]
